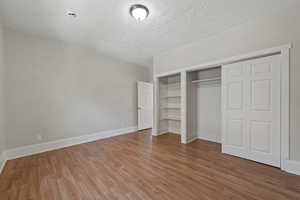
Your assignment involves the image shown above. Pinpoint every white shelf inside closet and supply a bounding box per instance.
[161,116,181,121]
[160,106,181,109]
[161,95,181,99]
[191,77,221,84]
[158,73,182,135]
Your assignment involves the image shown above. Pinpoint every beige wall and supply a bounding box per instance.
[154,3,300,161]
[0,23,5,156]
[3,28,151,150]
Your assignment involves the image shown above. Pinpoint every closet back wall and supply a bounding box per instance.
[190,68,221,143]
[197,85,221,142]
[154,3,300,161]
[3,28,151,150]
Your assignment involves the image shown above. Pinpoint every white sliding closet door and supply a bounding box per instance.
[222,55,281,167]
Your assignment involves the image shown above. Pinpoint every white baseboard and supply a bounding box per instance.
[0,152,7,174]
[156,131,181,136]
[156,131,168,136]
[198,136,221,143]
[283,160,300,176]
[5,126,137,160]
[2,126,300,177]
[187,137,198,144]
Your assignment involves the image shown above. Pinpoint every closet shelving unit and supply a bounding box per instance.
[157,73,182,136]
[154,69,222,143]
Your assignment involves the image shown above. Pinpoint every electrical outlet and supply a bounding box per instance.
[36,134,43,141]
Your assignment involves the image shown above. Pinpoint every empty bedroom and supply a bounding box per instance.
[0,0,300,199]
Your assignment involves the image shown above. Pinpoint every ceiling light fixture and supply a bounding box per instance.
[67,11,77,18]
[130,4,149,21]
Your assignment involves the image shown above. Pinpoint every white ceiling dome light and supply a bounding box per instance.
[130,4,149,21]
[67,11,77,18]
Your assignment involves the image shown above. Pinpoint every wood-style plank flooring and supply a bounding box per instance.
[1,130,300,200]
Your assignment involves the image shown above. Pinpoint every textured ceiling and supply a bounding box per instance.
[0,0,296,67]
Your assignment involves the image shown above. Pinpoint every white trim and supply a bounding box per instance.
[152,77,160,136]
[181,71,187,144]
[198,136,221,144]
[187,137,198,144]
[154,44,292,78]
[155,131,169,136]
[5,126,137,160]
[280,48,290,163]
[137,81,153,87]
[154,131,183,136]
[283,160,300,176]
[0,152,7,174]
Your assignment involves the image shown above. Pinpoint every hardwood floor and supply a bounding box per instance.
[1,130,300,200]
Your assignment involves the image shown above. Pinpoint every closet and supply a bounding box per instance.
[186,67,222,143]
[154,49,286,168]
[157,74,182,136]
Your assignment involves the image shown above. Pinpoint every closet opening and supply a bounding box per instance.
[157,73,182,142]
[186,66,222,146]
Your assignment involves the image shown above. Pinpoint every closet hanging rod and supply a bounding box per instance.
[192,77,221,84]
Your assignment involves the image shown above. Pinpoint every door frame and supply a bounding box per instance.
[154,44,291,171]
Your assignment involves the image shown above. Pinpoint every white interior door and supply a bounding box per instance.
[138,81,153,130]
[222,55,281,167]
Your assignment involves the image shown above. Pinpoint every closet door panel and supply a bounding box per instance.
[226,119,245,147]
[250,79,272,111]
[249,121,272,153]
[222,55,281,167]
[227,82,243,110]
[246,56,281,167]
[222,63,248,157]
